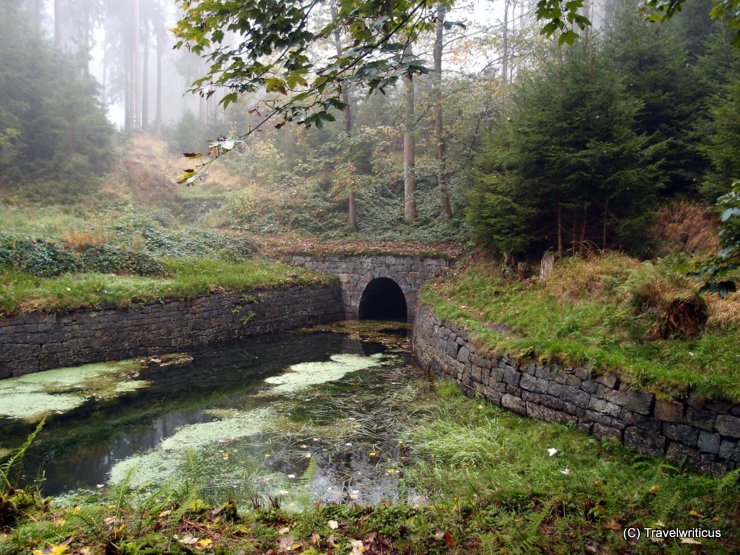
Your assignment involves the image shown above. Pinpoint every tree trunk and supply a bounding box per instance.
[32,0,43,34]
[54,0,62,48]
[502,0,510,84]
[132,0,140,130]
[403,42,417,222]
[156,30,163,134]
[571,211,577,254]
[141,18,149,130]
[330,3,356,228]
[434,3,452,221]
[348,190,357,229]
[602,199,608,251]
[557,203,563,258]
[81,11,90,78]
[580,202,588,255]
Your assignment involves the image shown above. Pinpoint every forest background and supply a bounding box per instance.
[0,0,737,274]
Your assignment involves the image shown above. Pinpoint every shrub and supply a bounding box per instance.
[0,232,164,277]
[620,262,708,339]
[78,245,164,276]
[0,232,80,277]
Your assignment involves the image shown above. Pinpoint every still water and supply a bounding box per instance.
[0,323,429,508]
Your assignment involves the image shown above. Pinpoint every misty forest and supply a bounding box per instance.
[0,0,739,553]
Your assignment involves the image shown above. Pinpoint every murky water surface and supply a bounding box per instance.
[0,323,428,508]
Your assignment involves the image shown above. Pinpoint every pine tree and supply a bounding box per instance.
[468,42,661,257]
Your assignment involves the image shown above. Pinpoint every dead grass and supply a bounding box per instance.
[253,233,465,260]
[653,200,719,256]
[706,291,740,328]
[541,252,641,301]
[60,230,108,251]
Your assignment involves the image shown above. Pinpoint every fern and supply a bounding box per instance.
[0,417,45,492]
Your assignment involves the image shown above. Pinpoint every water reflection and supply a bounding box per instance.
[4,324,423,507]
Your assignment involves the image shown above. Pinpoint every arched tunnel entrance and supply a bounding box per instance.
[358,278,408,321]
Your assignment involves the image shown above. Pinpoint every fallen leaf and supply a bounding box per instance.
[681,538,702,545]
[688,509,705,519]
[442,532,456,547]
[278,526,291,535]
[32,540,71,555]
[328,520,339,530]
[604,519,622,530]
[177,535,199,545]
[350,539,365,554]
[197,538,213,548]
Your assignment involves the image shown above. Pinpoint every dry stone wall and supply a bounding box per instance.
[413,305,740,474]
[0,284,344,378]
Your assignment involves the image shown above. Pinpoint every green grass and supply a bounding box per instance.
[420,256,740,402]
[400,382,739,553]
[0,258,335,316]
[0,205,93,236]
[2,381,737,554]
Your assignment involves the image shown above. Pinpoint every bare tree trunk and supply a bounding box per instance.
[571,211,577,254]
[580,202,588,255]
[125,30,133,131]
[502,0,510,84]
[81,11,91,78]
[142,19,149,130]
[32,0,43,34]
[156,30,163,134]
[403,42,417,222]
[434,3,452,221]
[132,0,141,130]
[602,199,608,250]
[330,3,356,228]
[557,203,563,258]
[54,0,61,48]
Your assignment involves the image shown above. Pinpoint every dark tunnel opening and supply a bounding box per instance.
[358,278,408,321]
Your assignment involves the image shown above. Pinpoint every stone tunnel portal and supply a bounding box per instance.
[358,278,408,321]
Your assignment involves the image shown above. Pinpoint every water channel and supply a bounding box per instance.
[0,323,431,510]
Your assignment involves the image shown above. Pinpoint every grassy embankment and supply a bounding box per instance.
[1,382,738,554]
[0,258,335,317]
[420,253,740,402]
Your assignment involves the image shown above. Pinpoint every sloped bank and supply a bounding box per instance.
[0,283,344,378]
[412,305,740,474]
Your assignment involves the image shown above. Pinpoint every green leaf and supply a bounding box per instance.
[558,30,580,45]
[220,92,239,109]
[264,77,288,95]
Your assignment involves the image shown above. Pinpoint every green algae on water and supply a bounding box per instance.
[0,360,151,421]
[109,407,275,487]
[264,353,385,394]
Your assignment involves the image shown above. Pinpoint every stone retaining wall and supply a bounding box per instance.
[289,254,449,321]
[412,305,739,474]
[0,284,344,378]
